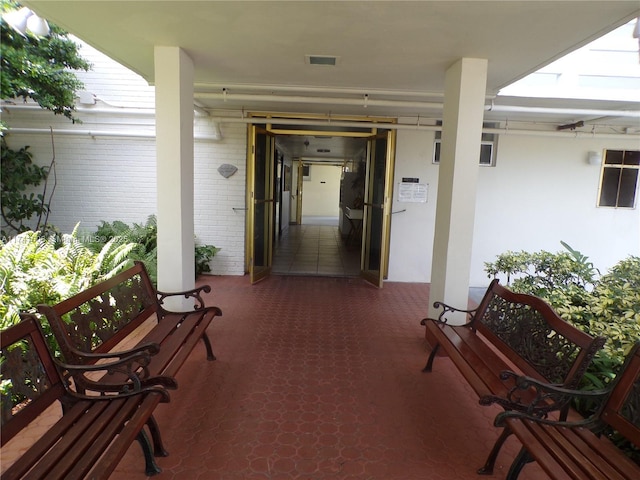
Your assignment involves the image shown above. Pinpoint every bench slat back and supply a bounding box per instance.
[601,343,640,447]
[38,262,158,363]
[1,317,65,446]
[475,280,603,386]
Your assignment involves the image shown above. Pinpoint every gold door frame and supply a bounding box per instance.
[245,113,397,286]
[247,125,275,283]
[361,130,396,287]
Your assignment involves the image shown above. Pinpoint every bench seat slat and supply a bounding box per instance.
[94,310,214,387]
[556,427,629,480]
[538,423,624,480]
[507,418,632,480]
[505,419,573,480]
[86,394,163,480]
[160,319,213,379]
[525,421,597,479]
[425,321,493,397]
[2,401,105,480]
[143,312,212,378]
[69,394,163,480]
[425,321,512,398]
[31,398,129,480]
[573,427,640,480]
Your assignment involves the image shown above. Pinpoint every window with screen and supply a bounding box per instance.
[433,122,497,166]
[598,149,639,208]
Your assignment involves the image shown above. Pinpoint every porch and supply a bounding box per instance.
[108,274,546,479]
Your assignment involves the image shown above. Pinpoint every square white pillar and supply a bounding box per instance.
[429,58,488,324]
[154,46,195,307]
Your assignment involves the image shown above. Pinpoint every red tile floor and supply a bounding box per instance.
[110,274,548,480]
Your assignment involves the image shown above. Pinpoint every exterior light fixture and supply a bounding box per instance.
[587,151,602,166]
[2,7,50,37]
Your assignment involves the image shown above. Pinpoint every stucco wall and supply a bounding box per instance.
[387,129,640,286]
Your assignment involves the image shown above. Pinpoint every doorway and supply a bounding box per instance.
[246,114,396,285]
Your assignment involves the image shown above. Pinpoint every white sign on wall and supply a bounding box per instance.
[397,182,428,203]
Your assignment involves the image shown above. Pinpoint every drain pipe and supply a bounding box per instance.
[209,115,639,140]
[195,92,445,110]
[6,127,221,141]
[487,104,640,119]
[9,117,637,141]
[196,91,640,119]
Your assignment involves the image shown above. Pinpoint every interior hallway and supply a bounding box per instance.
[112,274,547,480]
[272,221,360,277]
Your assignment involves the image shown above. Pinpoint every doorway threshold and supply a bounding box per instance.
[273,224,360,277]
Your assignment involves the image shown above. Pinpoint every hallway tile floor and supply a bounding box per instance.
[272,225,360,277]
[110,275,548,480]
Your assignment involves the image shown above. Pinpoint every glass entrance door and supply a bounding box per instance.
[361,130,396,287]
[248,126,275,283]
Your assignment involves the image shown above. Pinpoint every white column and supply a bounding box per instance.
[154,46,195,308]
[429,58,488,324]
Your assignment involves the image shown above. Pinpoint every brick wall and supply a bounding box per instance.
[2,39,247,276]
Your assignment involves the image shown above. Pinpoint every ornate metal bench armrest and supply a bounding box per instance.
[493,407,601,430]
[420,301,478,327]
[159,304,223,320]
[64,341,161,362]
[64,383,171,404]
[157,284,212,311]
[54,352,178,393]
[481,370,609,416]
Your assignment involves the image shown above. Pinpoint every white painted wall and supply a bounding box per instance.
[300,164,342,218]
[471,134,640,287]
[387,129,640,286]
[388,128,438,282]
[4,39,639,284]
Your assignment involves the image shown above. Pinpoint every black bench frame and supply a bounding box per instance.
[421,278,605,474]
[493,341,640,479]
[37,261,222,393]
[1,316,170,480]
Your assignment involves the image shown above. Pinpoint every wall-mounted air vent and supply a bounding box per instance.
[305,55,340,66]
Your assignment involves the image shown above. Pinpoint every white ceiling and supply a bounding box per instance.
[24,1,640,159]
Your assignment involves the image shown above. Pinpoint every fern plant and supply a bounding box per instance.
[0,225,136,330]
[87,215,219,283]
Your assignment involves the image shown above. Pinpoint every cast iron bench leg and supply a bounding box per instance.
[506,447,532,480]
[202,331,216,361]
[136,429,163,476]
[147,415,169,457]
[422,343,440,372]
[477,427,512,474]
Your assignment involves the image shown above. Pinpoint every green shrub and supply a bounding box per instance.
[88,215,158,282]
[86,215,220,283]
[195,244,221,276]
[0,225,136,330]
[485,246,639,378]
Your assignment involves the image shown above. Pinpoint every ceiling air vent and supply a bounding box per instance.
[305,55,339,66]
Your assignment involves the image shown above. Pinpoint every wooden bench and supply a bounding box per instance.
[37,261,222,394]
[493,341,640,479]
[1,316,170,479]
[420,278,605,474]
